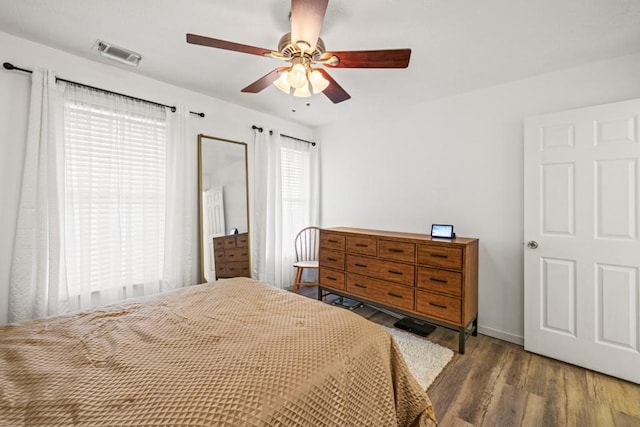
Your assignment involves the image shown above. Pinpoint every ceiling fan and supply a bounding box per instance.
[186,0,411,104]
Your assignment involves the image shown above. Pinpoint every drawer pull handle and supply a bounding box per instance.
[327,257,338,261]
[355,263,368,268]
[429,302,447,309]
[388,270,403,275]
[388,248,404,253]
[328,239,339,243]
[355,243,368,247]
[429,278,448,284]
[354,284,367,289]
[387,292,403,299]
[431,254,448,259]
[326,276,337,281]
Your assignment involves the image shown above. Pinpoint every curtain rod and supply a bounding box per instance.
[3,62,205,118]
[251,125,316,147]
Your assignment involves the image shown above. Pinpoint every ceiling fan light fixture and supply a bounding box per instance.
[293,84,311,98]
[308,69,329,94]
[274,71,291,94]
[287,63,308,88]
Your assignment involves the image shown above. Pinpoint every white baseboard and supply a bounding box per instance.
[478,326,524,346]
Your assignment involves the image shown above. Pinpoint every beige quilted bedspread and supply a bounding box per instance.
[0,278,437,426]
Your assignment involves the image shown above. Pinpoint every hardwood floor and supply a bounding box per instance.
[298,286,640,427]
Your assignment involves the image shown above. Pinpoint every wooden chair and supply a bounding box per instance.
[292,226,320,293]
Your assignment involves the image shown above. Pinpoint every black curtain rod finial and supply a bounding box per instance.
[3,62,33,74]
[252,125,263,133]
[191,111,205,118]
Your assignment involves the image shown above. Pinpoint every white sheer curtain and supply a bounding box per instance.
[61,83,168,311]
[10,73,193,322]
[251,129,282,285]
[9,68,64,322]
[252,129,319,289]
[163,105,195,289]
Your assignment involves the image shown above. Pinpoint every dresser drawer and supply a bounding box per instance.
[416,267,462,297]
[224,236,237,249]
[319,268,345,290]
[377,260,415,286]
[417,244,463,270]
[346,236,377,256]
[235,233,249,247]
[347,273,414,311]
[213,238,225,250]
[415,290,461,324]
[346,254,379,276]
[225,261,249,277]
[319,250,345,270]
[320,231,346,251]
[225,247,249,262]
[379,240,415,263]
[346,255,414,286]
[215,262,226,274]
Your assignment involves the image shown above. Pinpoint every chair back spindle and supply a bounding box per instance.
[295,226,319,262]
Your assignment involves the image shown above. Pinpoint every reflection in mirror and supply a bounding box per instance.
[198,134,250,283]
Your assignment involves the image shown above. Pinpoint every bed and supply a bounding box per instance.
[0,277,437,426]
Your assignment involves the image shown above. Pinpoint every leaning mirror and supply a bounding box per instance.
[198,134,250,283]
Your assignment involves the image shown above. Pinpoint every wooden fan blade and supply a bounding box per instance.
[317,69,351,104]
[321,49,411,68]
[186,33,271,57]
[241,67,289,93]
[291,0,329,51]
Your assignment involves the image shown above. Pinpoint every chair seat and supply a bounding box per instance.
[293,260,319,269]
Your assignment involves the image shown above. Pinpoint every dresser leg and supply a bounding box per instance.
[458,327,466,354]
[472,316,478,336]
[317,287,323,301]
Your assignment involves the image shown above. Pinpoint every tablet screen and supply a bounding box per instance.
[431,224,454,238]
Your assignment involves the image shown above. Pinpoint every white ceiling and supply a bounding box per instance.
[1,0,639,128]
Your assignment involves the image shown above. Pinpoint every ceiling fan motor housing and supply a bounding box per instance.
[278,32,325,60]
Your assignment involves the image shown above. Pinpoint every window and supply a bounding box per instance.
[62,87,167,299]
[280,138,314,284]
[281,141,311,235]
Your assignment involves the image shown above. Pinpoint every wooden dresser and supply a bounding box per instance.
[318,227,478,353]
[213,232,250,279]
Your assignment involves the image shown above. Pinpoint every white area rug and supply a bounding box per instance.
[383,326,454,390]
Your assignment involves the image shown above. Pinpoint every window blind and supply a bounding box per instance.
[63,100,166,294]
[281,145,310,224]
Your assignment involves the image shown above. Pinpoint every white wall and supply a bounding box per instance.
[0,31,314,325]
[4,29,640,343]
[319,52,640,344]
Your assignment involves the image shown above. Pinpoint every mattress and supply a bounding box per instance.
[0,277,437,426]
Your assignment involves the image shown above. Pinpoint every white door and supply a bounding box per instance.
[205,186,226,238]
[202,186,225,282]
[524,98,640,384]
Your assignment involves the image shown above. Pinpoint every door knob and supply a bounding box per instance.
[527,241,538,249]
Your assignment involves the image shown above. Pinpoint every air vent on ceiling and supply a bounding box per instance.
[93,40,142,67]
